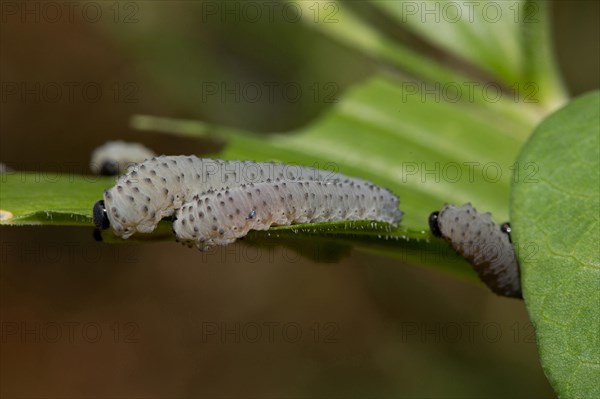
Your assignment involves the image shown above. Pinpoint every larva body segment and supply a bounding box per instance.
[90,141,156,176]
[97,155,395,239]
[173,179,402,250]
[429,203,522,298]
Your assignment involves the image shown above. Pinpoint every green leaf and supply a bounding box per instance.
[370,0,566,108]
[511,91,600,398]
[296,0,565,116]
[0,173,113,225]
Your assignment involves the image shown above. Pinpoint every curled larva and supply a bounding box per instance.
[90,141,156,176]
[428,203,522,298]
[93,155,395,239]
[173,179,402,250]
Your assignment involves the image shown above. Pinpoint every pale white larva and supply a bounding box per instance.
[428,203,521,298]
[173,179,402,250]
[90,141,156,176]
[93,155,398,239]
[0,163,13,173]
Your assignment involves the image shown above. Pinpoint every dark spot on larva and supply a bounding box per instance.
[146,196,151,203]
[150,170,157,176]
[117,185,123,192]
[150,211,156,218]
[198,212,204,218]
[182,219,186,225]
[219,228,225,236]
[143,178,152,183]
[235,209,240,215]
[143,205,149,213]
[128,196,135,202]
[220,201,225,206]
[207,206,212,212]
[133,187,140,193]
[212,225,218,231]
[217,193,222,198]
[140,164,146,170]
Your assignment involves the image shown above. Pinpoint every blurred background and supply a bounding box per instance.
[1,1,598,397]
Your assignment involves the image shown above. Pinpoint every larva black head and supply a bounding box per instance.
[100,160,119,176]
[93,200,110,230]
[428,211,442,237]
[500,222,512,243]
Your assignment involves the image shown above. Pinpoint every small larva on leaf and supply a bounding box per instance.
[93,155,402,241]
[173,180,402,250]
[90,141,156,176]
[428,203,522,298]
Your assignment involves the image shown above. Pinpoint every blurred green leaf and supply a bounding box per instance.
[370,0,565,107]
[297,0,565,118]
[511,91,600,398]
[0,173,112,225]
